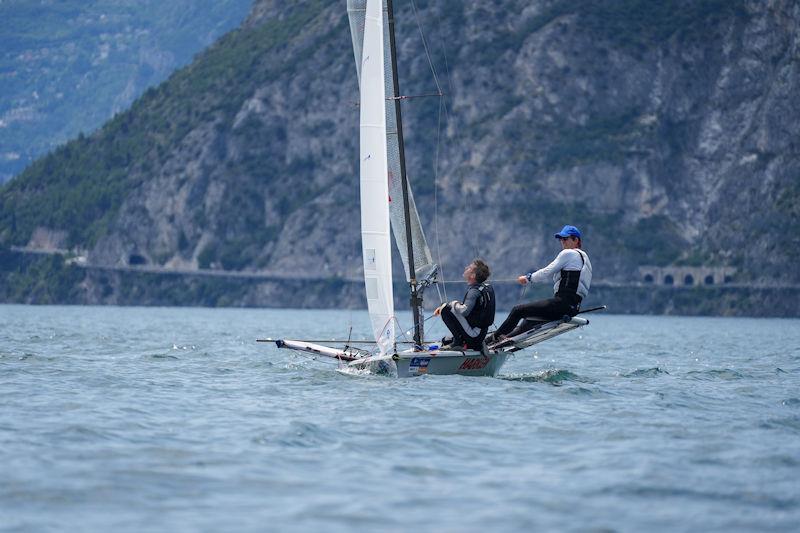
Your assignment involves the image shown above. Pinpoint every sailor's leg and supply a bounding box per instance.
[465,329,487,351]
[508,319,542,337]
[521,298,569,321]
[497,298,574,339]
[440,305,468,346]
[440,305,482,348]
[495,301,542,337]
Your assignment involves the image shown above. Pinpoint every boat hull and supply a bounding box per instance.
[396,351,509,377]
[347,348,509,378]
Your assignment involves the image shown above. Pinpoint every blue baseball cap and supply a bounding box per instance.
[554,225,581,239]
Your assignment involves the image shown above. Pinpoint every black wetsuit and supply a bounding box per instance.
[440,282,495,350]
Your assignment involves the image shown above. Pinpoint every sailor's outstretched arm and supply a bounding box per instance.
[525,250,571,284]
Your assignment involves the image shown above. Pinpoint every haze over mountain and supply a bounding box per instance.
[0,0,253,183]
[1,0,798,314]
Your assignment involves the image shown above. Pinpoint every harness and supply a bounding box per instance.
[556,250,585,307]
[466,282,495,329]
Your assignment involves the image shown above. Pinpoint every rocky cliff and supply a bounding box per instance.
[1,0,798,311]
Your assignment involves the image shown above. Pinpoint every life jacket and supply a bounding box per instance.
[555,250,585,307]
[466,282,495,329]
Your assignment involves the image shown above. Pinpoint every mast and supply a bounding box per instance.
[386,0,424,348]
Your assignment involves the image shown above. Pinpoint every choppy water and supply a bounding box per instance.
[1,304,799,532]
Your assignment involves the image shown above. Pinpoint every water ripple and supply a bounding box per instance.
[500,368,589,385]
[686,368,747,380]
[622,367,670,378]
[760,415,800,433]
[608,485,798,510]
[277,421,346,448]
[1,306,799,532]
[147,353,180,360]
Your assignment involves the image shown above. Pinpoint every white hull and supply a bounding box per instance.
[350,348,510,378]
[271,340,508,378]
[398,350,509,377]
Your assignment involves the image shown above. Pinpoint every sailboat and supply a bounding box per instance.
[265,0,596,377]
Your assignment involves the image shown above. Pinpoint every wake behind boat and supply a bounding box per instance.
[263,0,603,377]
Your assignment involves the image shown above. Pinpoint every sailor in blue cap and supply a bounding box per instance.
[488,225,593,343]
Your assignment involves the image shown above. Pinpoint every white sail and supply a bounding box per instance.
[360,0,395,355]
[347,0,435,284]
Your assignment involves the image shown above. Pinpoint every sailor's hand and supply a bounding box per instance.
[517,275,529,285]
[434,303,446,316]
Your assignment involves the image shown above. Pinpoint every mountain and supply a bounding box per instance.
[0,0,253,183]
[1,0,799,315]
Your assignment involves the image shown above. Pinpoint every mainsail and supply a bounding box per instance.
[347,0,435,283]
[359,0,395,355]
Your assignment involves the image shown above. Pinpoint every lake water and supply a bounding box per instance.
[1,304,799,532]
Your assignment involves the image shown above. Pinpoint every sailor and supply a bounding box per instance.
[489,225,592,343]
[435,259,496,350]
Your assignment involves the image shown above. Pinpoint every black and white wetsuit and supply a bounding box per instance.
[494,249,592,338]
[440,282,495,350]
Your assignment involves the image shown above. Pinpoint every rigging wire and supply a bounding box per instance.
[409,0,443,94]
[433,88,448,302]
[414,0,483,273]
[408,1,498,308]
[394,317,408,344]
[409,0,452,302]
[398,312,437,343]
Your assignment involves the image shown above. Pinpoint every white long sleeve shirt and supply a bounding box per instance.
[526,249,592,299]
